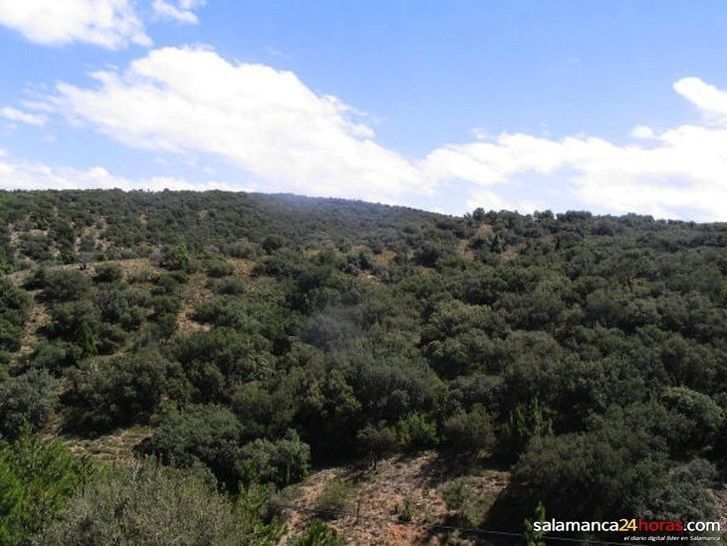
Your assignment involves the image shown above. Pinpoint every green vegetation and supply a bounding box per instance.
[34,459,282,546]
[0,190,725,542]
[0,434,91,544]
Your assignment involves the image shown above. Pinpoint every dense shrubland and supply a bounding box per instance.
[0,190,725,543]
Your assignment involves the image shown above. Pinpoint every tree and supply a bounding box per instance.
[0,370,57,441]
[93,262,122,283]
[0,434,91,544]
[442,404,495,453]
[139,404,244,488]
[239,429,311,488]
[357,423,397,468]
[160,242,192,271]
[659,386,723,456]
[512,427,717,524]
[67,349,185,432]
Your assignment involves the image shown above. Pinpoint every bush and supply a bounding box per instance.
[225,240,256,259]
[357,424,397,468]
[512,427,718,523]
[93,262,122,283]
[315,480,354,518]
[442,404,495,453]
[394,413,438,451]
[139,404,244,487]
[440,477,496,527]
[94,287,151,330]
[35,460,282,545]
[0,278,31,352]
[22,339,82,376]
[660,387,724,455]
[239,429,311,488]
[206,259,234,278]
[32,268,90,302]
[212,277,247,295]
[67,349,184,432]
[0,370,57,441]
[398,498,414,522]
[295,519,342,546]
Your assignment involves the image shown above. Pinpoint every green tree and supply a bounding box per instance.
[0,434,91,544]
[442,403,495,453]
[357,423,397,468]
[0,370,57,441]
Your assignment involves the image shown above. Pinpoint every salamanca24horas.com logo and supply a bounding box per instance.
[532,518,721,534]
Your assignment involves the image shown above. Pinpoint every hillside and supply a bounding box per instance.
[0,190,725,544]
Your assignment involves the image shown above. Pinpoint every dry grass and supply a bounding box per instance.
[373,249,397,268]
[475,224,493,237]
[176,270,213,334]
[17,299,49,358]
[456,239,476,260]
[280,452,510,545]
[64,426,153,465]
[116,257,162,279]
[226,257,255,276]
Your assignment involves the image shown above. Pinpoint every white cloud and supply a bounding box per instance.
[0,106,46,126]
[151,0,203,25]
[673,76,727,120]
[37,46,727,221]
[0,153,240,192]
[428,128,727,221]
[51,46,430,203]
[465,189,539,215]
[630,125,655,140]
[0,0,150,49]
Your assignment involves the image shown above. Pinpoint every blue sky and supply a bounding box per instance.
[1,1,727,220]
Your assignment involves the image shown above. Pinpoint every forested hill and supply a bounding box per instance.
[1,190,725,544]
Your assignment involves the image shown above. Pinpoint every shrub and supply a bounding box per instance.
[32,268,90,302]
[212,277,247,295]
[441,477,496,527]
[442,404,495,453]
[225,240,256,259]
[139,404,244,488]
[357,424,397,468]
[239,430,311,488]
[22,339,82,376]
[160,243,193,272]
[295,519,342,546]
[93,262,122,283]
[35,460,282,545]
[394,413,438,451]
[0,370,57,441]
[315,480,354,518]
[67,350,184,432]
[398,498,414,522]
[0,278,31,352]
[206,259,234,278]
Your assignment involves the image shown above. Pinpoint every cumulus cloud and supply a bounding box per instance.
[50,46,430,203]
[673,76,727,120]
[0,0,150,49]
[151,0,204,25]
[426,127,727,221]
[0,153,239,192]
[0,106,46,126]
[35,46,727,220]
